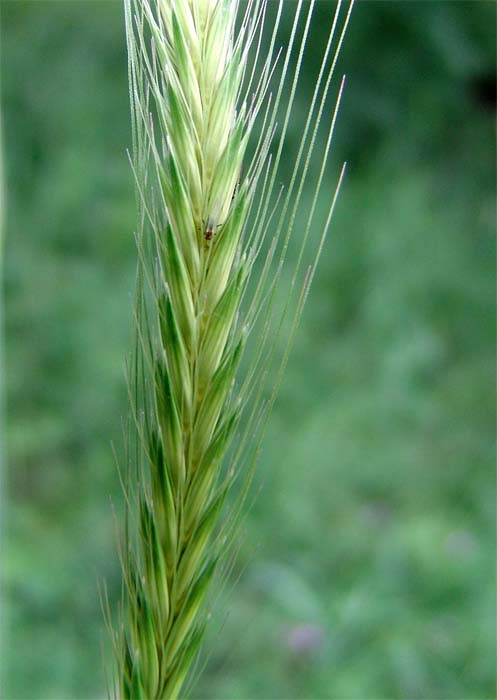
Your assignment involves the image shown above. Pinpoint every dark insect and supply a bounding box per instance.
[204,222,215,241]
[204,217,222,243]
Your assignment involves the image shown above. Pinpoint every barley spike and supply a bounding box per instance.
[112,1,354,697]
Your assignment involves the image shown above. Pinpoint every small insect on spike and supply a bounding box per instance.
[204,219,215,242]
[204,217,222,243]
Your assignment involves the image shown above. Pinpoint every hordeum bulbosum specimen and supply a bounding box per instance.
[108,0,353,697]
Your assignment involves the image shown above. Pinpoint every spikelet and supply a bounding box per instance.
[111,1,353,697]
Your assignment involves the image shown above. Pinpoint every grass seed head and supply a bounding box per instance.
[115,0,353,696]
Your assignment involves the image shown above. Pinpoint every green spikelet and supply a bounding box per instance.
[113,0,354,697]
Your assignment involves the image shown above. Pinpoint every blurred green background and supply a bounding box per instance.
[2,1,496,698]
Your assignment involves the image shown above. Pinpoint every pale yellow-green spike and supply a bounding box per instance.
[116,0,353,697]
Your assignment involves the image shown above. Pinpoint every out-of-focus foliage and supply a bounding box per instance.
[2,1,495,698]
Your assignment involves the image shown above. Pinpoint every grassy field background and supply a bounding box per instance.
[2,1,496,698]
